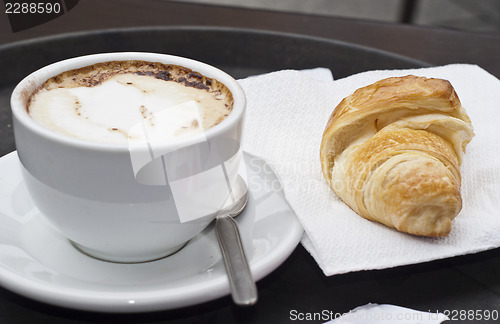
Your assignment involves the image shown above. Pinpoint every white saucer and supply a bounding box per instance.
[0,151,303,313]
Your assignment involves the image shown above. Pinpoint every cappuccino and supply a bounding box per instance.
[28,60,234,144]
[12,53,245,263]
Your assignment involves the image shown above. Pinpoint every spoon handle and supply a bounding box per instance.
[215,216,258,306]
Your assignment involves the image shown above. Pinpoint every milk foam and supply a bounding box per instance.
[28,74,230,144]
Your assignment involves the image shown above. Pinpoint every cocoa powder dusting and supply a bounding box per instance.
[29,60,234,114]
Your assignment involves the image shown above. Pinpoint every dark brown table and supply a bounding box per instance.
[0,1,499,323]
[1,0,499,78]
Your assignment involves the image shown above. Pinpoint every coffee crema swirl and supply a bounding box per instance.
[28,60,234,144]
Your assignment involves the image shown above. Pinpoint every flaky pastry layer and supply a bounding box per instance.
[320,75,474,236]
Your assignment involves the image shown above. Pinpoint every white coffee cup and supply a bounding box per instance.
[11,52,246,263]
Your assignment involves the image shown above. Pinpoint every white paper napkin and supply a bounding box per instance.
[324,304,448,324]
[238,64,500,276]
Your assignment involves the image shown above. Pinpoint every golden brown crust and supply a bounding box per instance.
[320,75,474,237]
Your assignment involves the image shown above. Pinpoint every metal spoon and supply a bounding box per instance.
[215,175,258,306]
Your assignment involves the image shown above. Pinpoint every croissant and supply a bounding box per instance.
[320,75,474,237]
